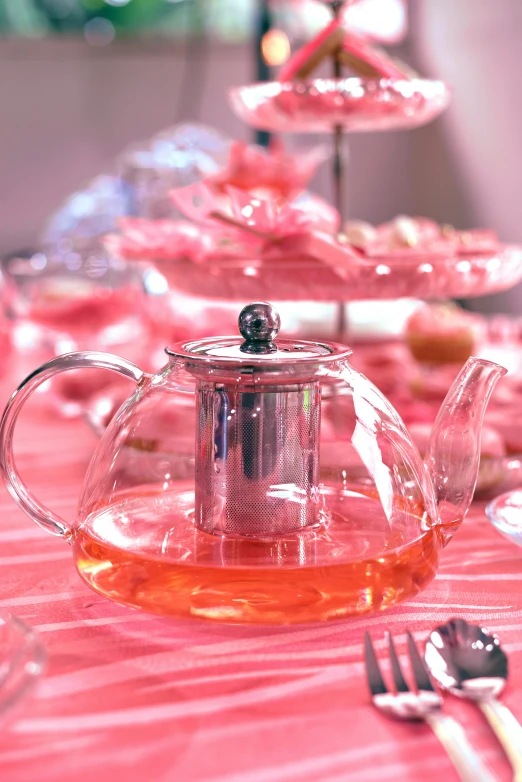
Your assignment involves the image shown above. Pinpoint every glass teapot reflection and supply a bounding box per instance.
[0,303,506,624]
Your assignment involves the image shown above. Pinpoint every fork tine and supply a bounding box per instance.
[387,632,409,692]
[364,632,388,695]
[407,630,435,692]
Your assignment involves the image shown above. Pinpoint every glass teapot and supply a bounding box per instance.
[0,303,506,625]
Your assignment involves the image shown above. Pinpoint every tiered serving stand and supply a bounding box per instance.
[148,0,522,316]
[154,5,522,314]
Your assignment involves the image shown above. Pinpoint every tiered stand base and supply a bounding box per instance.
[154,245,522,302]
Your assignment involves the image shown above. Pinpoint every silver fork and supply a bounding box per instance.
[364,630,497,782]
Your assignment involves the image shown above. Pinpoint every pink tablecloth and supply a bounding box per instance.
[1,400,522,782]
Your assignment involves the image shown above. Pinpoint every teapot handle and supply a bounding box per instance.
[0,351,146,538]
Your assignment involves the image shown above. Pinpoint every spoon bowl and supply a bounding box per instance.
[425,617,507,700]
[425,618,522,779]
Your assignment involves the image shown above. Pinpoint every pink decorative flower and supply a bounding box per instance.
[206,139,327,201]
[171,182,313,240]
[106,183,357,272]
[270,0,407,45]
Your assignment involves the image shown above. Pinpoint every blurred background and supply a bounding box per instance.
[1,0,522,496]
[1,0,521,311]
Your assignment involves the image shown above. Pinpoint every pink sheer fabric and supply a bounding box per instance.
[0,370,520,781]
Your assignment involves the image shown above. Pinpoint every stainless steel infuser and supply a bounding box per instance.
[188,302,326,536]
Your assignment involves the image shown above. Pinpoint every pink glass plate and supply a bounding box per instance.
[228,78,451,133]
[148,245,522,302]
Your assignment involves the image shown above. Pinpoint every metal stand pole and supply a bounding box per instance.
[330,0,347,223]
[331,0,348,339]
[255,0,271,148]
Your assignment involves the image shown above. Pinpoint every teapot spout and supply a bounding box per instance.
[425,357,506,539]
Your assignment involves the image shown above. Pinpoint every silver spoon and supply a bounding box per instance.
[425,618,522,782]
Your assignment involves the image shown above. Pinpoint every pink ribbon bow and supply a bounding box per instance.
[105,184,359,275]
[170,183,313,244]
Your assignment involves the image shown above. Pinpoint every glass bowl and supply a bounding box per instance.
[3,248,147,350]
[0,613,46,724]
[229,78,451,134]
[3,249,153,416]
[486,490,522,547]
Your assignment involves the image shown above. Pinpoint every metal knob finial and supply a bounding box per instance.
[239,302,280,354]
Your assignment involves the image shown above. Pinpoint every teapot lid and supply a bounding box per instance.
[166,302,352,365]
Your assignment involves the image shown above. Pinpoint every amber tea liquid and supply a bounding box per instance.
[73,484,455,624]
